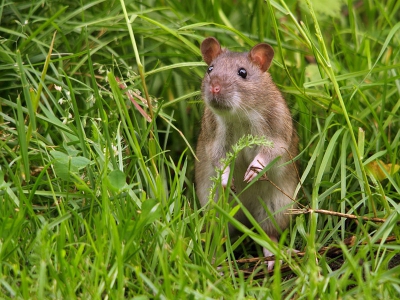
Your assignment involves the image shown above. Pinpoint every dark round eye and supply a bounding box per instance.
[207,65,214,74]
[238,68,247,78]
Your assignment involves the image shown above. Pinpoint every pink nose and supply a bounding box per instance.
[210,84,220,94]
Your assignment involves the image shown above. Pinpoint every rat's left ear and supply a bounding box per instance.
[249,43,274,72]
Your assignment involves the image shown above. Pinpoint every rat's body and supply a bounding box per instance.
[195,37,298,269]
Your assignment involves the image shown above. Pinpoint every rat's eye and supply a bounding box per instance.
[207,65,214,74]
[238,68,247,79]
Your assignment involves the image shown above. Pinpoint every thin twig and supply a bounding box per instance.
[260,174,297,203]
[253,149,306,208]
[287,207,397,224]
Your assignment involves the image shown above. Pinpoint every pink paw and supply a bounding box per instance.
[263,247,278,271]
[244,159,265,182]
[221,166,230,188]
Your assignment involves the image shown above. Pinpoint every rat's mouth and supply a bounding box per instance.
[208,98,232,111]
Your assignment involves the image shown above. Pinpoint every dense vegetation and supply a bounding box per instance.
[0,0,399,298]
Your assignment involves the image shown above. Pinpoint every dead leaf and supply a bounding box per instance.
[366,160,400,181]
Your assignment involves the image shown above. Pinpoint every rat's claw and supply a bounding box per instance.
[263,247,278,272]
[244,168,258,182]
[244,164,263,182]
[266,260,276,271]
[244,154,268,182]
[230,182,236,193]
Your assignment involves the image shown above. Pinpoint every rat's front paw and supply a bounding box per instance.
[244,153,271,182]
[244,168,258,183]
[244,159,266,182]
[221,166,230,187]
[221,166,236,192]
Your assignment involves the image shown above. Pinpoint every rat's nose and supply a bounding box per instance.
[210,83,220,94]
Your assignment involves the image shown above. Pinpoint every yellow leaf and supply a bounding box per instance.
[366,160,400,181]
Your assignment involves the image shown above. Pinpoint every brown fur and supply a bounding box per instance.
[195,37,298,267]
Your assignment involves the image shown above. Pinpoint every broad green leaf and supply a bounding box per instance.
[107,170,127,192]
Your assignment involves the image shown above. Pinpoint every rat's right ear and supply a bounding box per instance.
[201,37,222,65]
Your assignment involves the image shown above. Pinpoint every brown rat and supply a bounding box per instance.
[195,37,298,270]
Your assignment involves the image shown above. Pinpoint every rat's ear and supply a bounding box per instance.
[249,43,274,72]
[201,37,222,65]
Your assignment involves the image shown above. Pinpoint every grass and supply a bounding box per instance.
[0,0,399,298]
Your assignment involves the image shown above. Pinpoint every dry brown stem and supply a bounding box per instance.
[287,207,397,224]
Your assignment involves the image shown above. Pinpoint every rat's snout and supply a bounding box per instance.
[203,73,232,111]
[210,82,221,95]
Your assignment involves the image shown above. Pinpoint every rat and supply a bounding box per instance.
[195,37,299,270]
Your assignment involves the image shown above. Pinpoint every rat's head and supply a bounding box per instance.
[200,37,275,116]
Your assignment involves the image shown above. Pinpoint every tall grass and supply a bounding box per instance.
[0,0,399,298]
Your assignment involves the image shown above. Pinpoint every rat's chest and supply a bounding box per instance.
[218,115,260,142]
[220,128,260,170]
[211,113,267,167]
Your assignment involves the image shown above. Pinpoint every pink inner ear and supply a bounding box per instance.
[250,44,274,72]
[203,48,217,65]
[201,37,222,65]
[253,54,266,69]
